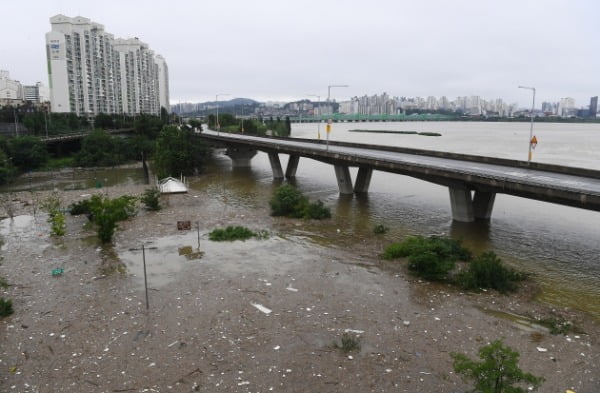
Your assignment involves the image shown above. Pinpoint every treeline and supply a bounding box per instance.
[0,111,208,185]
[207,114,291,137]
[0,104,173,136]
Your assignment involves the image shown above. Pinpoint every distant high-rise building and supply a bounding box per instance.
[0,70,24,103]
[45,14,169,116]
[589,96,598,118]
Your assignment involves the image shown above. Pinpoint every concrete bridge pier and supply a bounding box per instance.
[267,153,284,179]
[226,145,257,168]
[285,155,300,178]
[334,165,354,195]
[473,191,496,220]
[449,187,496,222]
[354,167,373,193]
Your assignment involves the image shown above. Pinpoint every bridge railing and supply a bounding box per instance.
[201,130,600,180]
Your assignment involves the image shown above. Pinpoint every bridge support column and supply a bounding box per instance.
[449,187,474,222]
[473,191,496,220]
[226,146,257,168]
[334,165,354,195]
[354,167,373,193]
[285,155,300,178]
[268,153,284,179]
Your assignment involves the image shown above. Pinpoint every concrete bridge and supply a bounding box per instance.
[199,130,600,223]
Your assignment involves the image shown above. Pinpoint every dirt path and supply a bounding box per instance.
[1,182,599,392]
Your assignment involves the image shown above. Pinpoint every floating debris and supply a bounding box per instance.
[251,303,272,315]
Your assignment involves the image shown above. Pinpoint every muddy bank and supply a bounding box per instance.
[1,180,599,392]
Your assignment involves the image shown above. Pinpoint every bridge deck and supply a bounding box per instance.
[200,130,600,212]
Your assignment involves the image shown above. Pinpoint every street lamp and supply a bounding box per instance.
[308,94,321,139]
[518,85,536,163]
[215,93,229,135]
[327,84,349,102]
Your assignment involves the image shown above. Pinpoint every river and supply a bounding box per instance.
[201,121,600,319]
[3,121,600,318]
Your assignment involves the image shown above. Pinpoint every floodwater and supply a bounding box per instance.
[0,166,146,193]
[2,121,600,319]
[194,121,600,319]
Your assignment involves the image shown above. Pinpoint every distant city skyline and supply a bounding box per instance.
[1,0,598,108]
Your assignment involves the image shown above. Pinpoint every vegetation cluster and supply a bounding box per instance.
[69,194,137,243]
[208,226,262,241]
[383,235,527,292]
[269,184,331,220]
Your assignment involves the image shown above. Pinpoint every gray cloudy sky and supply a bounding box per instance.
[2,0,598,107]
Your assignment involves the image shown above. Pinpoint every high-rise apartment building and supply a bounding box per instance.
[589,96,598,118]
[45,15,169,116]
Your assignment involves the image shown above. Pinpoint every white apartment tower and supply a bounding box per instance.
[45,15,169,116]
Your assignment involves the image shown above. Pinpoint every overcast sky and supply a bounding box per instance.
[2,0,598,107]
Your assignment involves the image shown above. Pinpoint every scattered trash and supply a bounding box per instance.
[273,345,280,350]
[286,286,298,292]
[238,381,250,386]
[344,329,364,334]
[403,320,410,326]
[348,355,353,360]
[536,347,548,352]
[251,303,272,315]
[51,268,64,276]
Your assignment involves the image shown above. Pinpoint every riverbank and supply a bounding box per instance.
[1,178,599,392]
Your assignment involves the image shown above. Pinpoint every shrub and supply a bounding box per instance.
[408,250,455,280]
[456,252,527,293]
[270,184,308,218]
[209,226,257,241]
[69,194,137,243]
[270,184,331,220]
[42,194,66,236]
[303,200,331,219]
[141,188,161,211]
[383,235,471,280]
[69,198,94,216]
[373,224,388,234]
[0,297,13,317]
[334,333,361,353]
[49,211,66,236]
[452,339,544,393]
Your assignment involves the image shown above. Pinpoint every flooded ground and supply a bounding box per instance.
[1,166,599,392]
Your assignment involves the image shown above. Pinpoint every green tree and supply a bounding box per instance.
[452,339,544,393]
[6,136,49,170]
[94,113,114,129]
[76,129,122,167]
[134,114,164,139]
[152,125,208,178]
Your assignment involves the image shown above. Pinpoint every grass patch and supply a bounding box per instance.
[0,276,8,289]
[536,316,582,335]
[334,333,361,353]
[270,184,331,219]
[455,252,527,293]
[0,297,14,317]
[41,156,77,170]
[209,226,257,241]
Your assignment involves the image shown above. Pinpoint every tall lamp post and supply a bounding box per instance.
[518,85,536,163]
[308,94,321,139]
[327,84,349,102]
[215,93,229,135]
